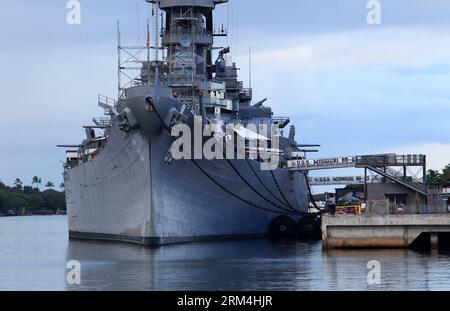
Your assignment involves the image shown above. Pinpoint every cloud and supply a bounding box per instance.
[1,2,450,187]
[232,26,450,155]
[251,27,450,68]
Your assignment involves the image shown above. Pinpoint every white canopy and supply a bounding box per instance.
[233,125,270,141]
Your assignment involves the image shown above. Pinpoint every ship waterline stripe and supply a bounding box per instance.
[69,231,267,246]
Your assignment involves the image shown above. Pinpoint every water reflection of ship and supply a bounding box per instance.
[65,240,324,290]
[65,239,450,290]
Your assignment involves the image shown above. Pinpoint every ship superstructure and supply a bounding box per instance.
[61,0,312,245]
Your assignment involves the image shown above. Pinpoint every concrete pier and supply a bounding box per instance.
[321,214,450,249]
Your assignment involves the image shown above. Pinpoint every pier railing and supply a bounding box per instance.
[365,199,448,216]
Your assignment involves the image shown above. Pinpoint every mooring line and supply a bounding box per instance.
[245,158,291,208]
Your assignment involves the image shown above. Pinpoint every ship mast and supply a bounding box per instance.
[146,18,151,87]
[153,0,160,86]
[145,0,229,107]
[117,21,121,100]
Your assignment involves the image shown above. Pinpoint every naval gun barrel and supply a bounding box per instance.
[251,98,268,109]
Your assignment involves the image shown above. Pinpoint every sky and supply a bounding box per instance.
[0,0,449,188]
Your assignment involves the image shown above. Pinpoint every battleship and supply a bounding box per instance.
[60,0,315,245]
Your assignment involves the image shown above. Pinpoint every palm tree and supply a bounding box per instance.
[37,177,42,190]
[427,170,443,186]
[60,183,65,190]
[13,178,23,190]
[31,176,39,189]
[45,181,55,189]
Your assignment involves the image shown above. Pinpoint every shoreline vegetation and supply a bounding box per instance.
[0,177,66,217]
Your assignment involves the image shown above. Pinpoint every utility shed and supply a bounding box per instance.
[440,189,450,212]
[366,183,427,214]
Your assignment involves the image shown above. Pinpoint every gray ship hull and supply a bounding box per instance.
[65,93,309,245]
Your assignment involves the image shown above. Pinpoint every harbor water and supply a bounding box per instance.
[1,216,450,291]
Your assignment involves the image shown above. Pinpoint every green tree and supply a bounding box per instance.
[31,176,43,190]
[0,179,66,215]
[28,194,45,212]
[13,178,23,191]
[31,176,39,189]
[427,169,443,186]
[9,193,30,213]
[42,189,66,212]
[442,164,450,184]
[23,186,33,193]
[0,190,9,214]
[45,181,55,189]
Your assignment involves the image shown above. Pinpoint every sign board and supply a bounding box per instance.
[308,176,383,186]
[287,156,356,171]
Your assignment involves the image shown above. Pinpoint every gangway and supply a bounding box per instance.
[367,166,427,196]
[285,153,427,197]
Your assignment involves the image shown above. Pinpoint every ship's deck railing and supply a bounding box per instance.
[93,117,112,127]
[98,94,117,107]
[162,30,213,37]
[241,88,252,98]
[213,27,228,37]
[161,29,214,43]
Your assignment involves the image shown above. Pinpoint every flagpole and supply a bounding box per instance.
[146,18,151,85]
